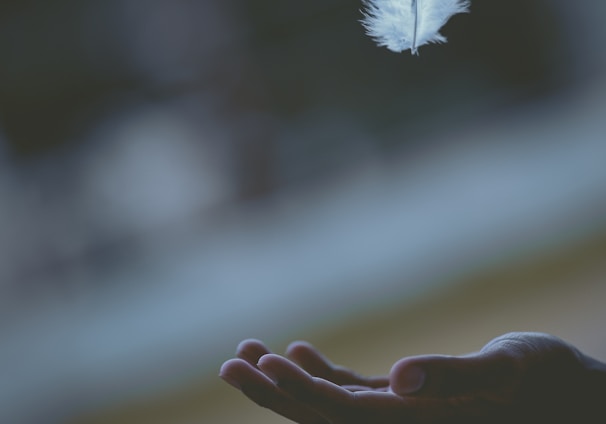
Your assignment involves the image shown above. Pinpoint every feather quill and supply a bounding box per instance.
[361,0,470,54]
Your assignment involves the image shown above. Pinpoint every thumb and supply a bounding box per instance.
[389,351,515,397]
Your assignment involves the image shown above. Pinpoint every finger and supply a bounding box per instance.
[286,341,389,388]
[259,354,355,421]
[236,339,272,366]
[352,390,411,409]
[342,385,388,392]
[220,358,328,424]
[389,351,516,397]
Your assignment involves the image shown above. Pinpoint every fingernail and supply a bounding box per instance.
[393,365,425,395]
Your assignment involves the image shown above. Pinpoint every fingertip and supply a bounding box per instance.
[220,358,249,389]
[257,353,281,366]
[220,358,246,374]
[285,340,315,357]
[285,340,332,375]
[258,354,313,385]
[257,353,282,377]
[236,338,266,353]
[237,339,271,364]
[389,359,426,396]
[257,353,290,375]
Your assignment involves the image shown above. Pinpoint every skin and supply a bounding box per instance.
[220,332,606,424]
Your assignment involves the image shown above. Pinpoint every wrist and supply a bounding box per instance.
[581,353,606,389]
[575,353,606,420]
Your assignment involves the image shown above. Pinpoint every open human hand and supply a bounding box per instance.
[220,332,606,424]
[219,338,389,424]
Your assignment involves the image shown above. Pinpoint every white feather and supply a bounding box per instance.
[361,0,470,54]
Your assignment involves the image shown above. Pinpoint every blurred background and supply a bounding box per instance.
[0,0,605,422]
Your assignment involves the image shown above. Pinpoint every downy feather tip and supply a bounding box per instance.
[361,0,470,54]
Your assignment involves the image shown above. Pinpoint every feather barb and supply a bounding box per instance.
[361,0,470,55]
